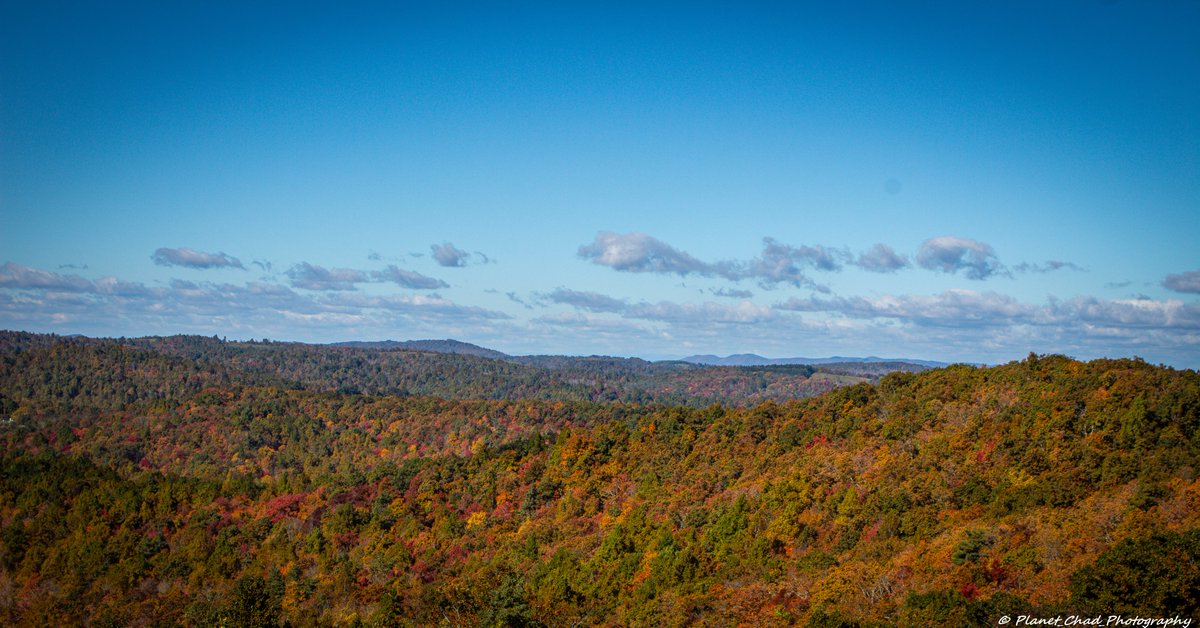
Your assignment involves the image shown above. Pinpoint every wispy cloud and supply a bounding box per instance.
[1163,270,1200,294]
[777,289,1200,335]
[777,290,1032,327]
[625,300,776,325]
[285,263,448,291]
[93,276,156,298]
[543,285,776,325]
[321,292,511,320]
[286,263,369,291]
[152,247,244,270]
[506,291,532,309]
[1014,260,1084,273]
[915,236,1006,280]
[543,288,628,313]
[1047,295,1200,330]
[372,265,449,290]
[711,287,754,299]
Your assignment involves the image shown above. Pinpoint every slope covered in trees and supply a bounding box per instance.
[1,338,1198,625]
[0,332,870,412]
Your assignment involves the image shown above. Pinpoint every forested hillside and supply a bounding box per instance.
[0,332,865,411]
[1,334,1198,625]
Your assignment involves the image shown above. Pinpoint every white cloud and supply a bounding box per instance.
[576,232,841,289]
[916,236,1006,280]
[778,290,1032,327]
[855,243,910,273]
[0,262,93,292]
[431,242,479,267]
[578,231,719,276]
[3,256,1198,367]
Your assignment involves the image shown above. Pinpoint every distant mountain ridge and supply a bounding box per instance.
[329,339,509,360]
[326,339,948,370]
[681,352,948,368]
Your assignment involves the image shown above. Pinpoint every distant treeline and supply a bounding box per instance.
[0,331,886,412]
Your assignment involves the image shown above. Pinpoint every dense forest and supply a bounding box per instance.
[0,332,885,412]
[1,332,1198,625]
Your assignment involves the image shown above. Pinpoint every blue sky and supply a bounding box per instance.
[2,1,1198,366]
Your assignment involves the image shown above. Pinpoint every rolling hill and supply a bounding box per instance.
[0,332,1197,625]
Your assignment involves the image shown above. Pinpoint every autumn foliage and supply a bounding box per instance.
[1,334,1198,625]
